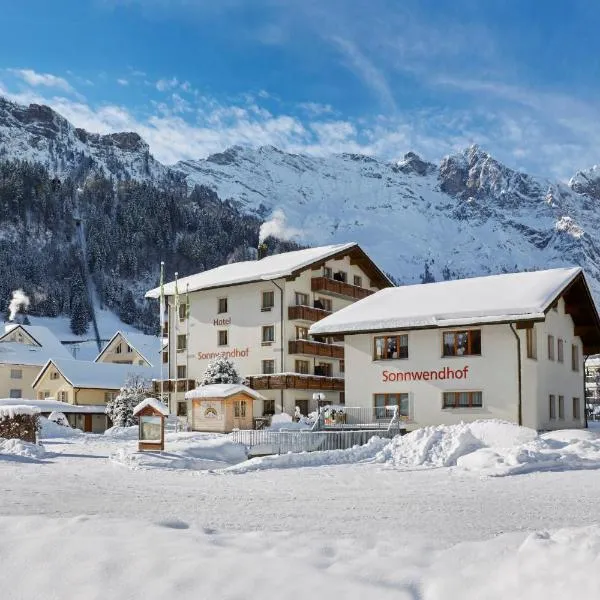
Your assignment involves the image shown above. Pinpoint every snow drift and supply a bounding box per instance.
[0,438,45,460]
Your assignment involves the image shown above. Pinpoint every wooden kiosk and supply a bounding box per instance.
[133,398,169,451]
[184,384,264,433]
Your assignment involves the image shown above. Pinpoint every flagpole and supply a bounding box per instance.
[186,283,190,393]
[174,272,180,411]
[159,261,165,408]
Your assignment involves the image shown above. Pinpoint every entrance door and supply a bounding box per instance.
[84,414,92,432]
[296,399,309,416]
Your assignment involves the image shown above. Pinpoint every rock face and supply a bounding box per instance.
[2,94,600,304]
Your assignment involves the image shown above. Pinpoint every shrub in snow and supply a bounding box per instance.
[0,407,40,443]
[48,412,70,428]
[200,357,241,385]
[106,374,152,427]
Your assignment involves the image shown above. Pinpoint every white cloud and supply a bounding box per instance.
[10,69,73,93]
[117,78,129,86]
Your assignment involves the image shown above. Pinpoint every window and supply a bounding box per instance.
[526,328,537,359]
[262,360,275,374]
[177,334,187,351]
[324,266,333,279]
[549,394,556,420]
[50,371,60,380]
[339,359,345,374]
[9,389,22,399]
[10,369,22,379]
[115,343,122,354]
[261,291,274,311]
[353,275,362,287]
[315,362,332,377]
[234,400,247,418]
[296,399,309,416]
[558,395,565,420]
[572,344,579,372]
[374,335,409,360]
[443,330,481,357]
[179,303,187,320]
[218,297,228,314]
[58,391,68,402]
[295,326,309,340]
[339,391,345,405]
[573,397,581,420]
[557,338,564,363]
[373,393,410,419]
[262,325,275,344]
[126,345,132,353]
[547,335,555,361]
[295,360,310,374]
[104,391,118,403]
[314,297,332,312]
[295,292,309,306]
[333,270,347,283]
[163,351,169,364]
[177,402,188,417]
[177,365,187,379]
[218,330,228,346]
[263,399,275,416]
[37,390,50,400]
[442,391,483,409]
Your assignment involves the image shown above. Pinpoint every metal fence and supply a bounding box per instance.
[229,428,400,456]
[313,405,404,430]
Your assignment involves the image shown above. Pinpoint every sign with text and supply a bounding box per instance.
[383,366,470,382]
[197,347,250,361]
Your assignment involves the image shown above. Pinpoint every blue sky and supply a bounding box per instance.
[1,0,599,178]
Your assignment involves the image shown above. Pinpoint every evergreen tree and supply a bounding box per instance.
[70,299,90,335]
[200,357,241,385]
[119,290,137,325]
[106,374,151,427]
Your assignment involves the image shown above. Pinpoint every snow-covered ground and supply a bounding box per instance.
[3,421,600,598]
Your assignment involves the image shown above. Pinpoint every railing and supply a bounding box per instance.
[288,339,344,359]
[246,374,344,391]
[229,428,400,456]
[311,276,374,300]
[288,305,332,322]
[313,405,405,430]
[152,379,196,393]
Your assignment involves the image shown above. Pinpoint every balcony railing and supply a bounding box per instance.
[311,276,374,300]
[246,374,345,391]
[288,305,332,322]
[152,379,196,393]
[288,339,344,359]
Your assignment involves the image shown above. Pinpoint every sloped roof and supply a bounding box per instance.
[0,398,106,414]
[185,383,265,400]
[146,243,392,298]
[95,331,164,366]
[310,267,600,353]
[0,325,72,366]
[133,397,170,416]
[33,358,159,390]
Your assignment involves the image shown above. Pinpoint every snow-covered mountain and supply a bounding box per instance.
[0,97,172,184]
[2,95,600,307]
[175,145,600,299]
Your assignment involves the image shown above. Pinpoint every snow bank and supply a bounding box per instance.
[104,425,138,440]
[222,436,389,474]
[39,417,82,439]
[0,405,40,419]
[111,433,247,471]
[267,413,311,431]
[0,438,45,459]
[375,420,537,469]
[1,515,600,600]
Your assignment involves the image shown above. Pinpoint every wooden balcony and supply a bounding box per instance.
[288,339,344,359]
[311,276,374,300]
[152,379,196,393]
[288,305,332,322]
[247,374,345,391]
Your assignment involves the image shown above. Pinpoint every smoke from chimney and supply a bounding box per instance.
[258,209,302,246]
[8,289,30,321]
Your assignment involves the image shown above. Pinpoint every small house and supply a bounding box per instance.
[184,384,264,433]
[95,331,164,367]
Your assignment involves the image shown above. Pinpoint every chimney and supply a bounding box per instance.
[257,243,268,260]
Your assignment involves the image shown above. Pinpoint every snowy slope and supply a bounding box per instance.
[176,145,600,301]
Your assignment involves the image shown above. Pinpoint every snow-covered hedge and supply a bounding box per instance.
[0,405,40,443]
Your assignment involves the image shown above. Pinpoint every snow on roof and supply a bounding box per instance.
[185,384,265,400]
[95,331,164,366]
[310,267,584,335]
[0,398,106,414]
[133,398,170,416]
[146,243,357,298]
[34,358,159,390]
[0,325,72,365]
[0,404,40,419]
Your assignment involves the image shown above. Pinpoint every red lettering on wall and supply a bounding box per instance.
[382,365,469,382]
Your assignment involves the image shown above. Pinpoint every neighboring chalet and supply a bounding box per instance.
[310,267,600,431]
[0,324,73,399]
[146,243,393,418]
[95,331,164,367]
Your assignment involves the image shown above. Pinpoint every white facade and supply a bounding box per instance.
[151,244,391,418]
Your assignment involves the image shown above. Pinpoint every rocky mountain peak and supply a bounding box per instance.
[395,151,436,176]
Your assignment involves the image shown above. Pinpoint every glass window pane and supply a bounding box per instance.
[399,335,408,359]
[399,394,409,417]
[375,338,384,360]
[470,330,481,355]
[456,333,468,355]
[387,337,397,359]
[443,333,455,356]
[472,392,482,407]
[458,392,469,407]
